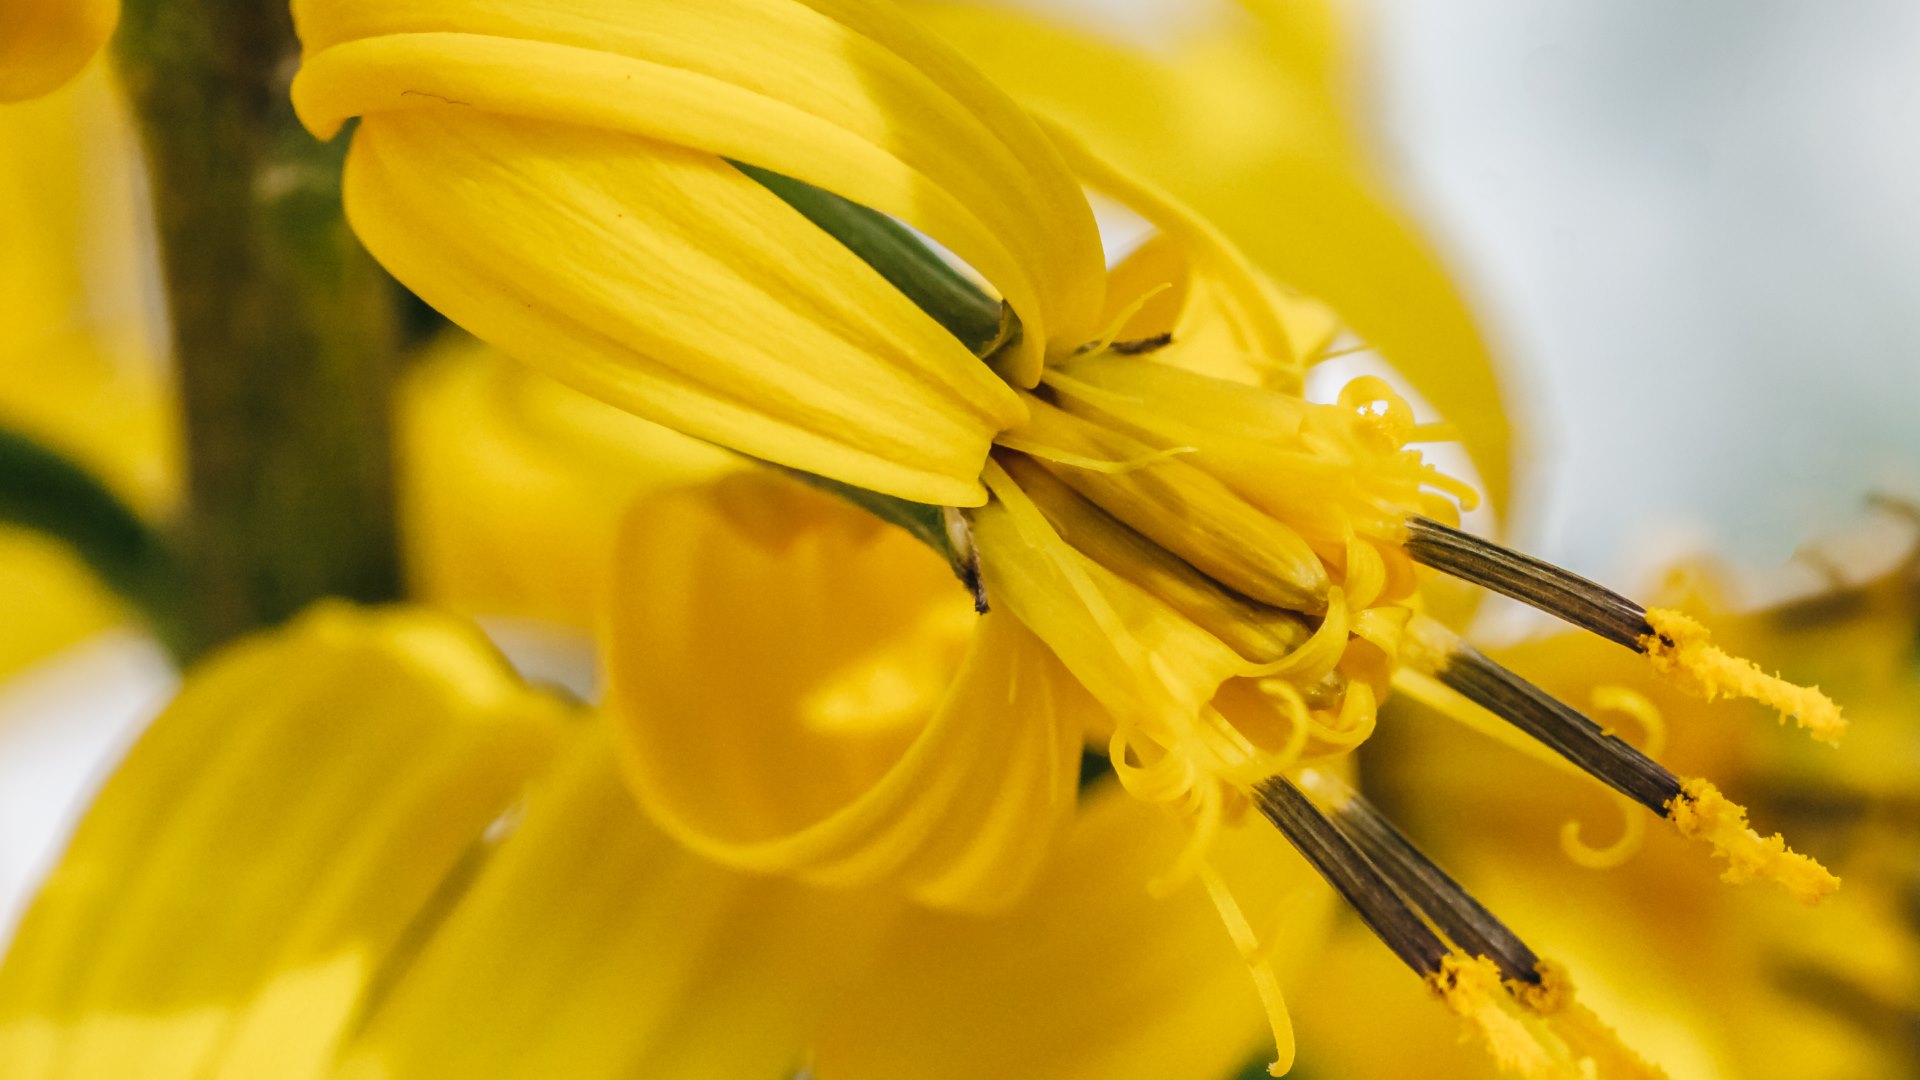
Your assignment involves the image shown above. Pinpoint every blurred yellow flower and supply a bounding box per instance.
[0,0,116,102]
[0,601,1332,1080]
[0,65,176,676]
[397,336,736,629]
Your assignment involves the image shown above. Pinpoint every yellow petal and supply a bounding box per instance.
[398,338,738,627]
[604,471,1088,911]
[336,726,895,1080]
[291,0,1107,384]
[0,0,115,102]
[917,1,1516,516]
[0,532,127,677]
[814,781,1335,1080]
[341,107,1020,505]
[0,603,566,1079]
[973,461,1245,739]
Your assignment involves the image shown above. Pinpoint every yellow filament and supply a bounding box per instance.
[1558,805,1646,871]
[1080,282,1174,355]
[1510,963,1670,1080]
[1148,780,1224,896]
[1199,862,1295,1077]
[1431,956,1574,1079]
[1243,588,1347,680]
[1642,608,1846,745]
[992,436,1194,474]
[1666,777,1840,904]
[1559,688,1660,869]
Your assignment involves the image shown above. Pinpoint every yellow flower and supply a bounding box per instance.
[290,0,1109,505]
[291,3,1853,1072]
[0,601,1331,1080]
[0,0,116,102]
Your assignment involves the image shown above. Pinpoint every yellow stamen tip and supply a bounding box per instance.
[1521,963,1671,1080]
[1667,778,1841,904]
[1642,608,1846,745]
[1432,956,1569,1079]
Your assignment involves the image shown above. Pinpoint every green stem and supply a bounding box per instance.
[115,0,402,657]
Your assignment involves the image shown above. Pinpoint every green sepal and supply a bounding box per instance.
[779,466,986,612]
[734,161,1013,358]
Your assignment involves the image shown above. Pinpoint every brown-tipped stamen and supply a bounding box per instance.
[1301,770,1543,986]
[1253,776,1450,978]
[1404,516,1653,651]
[1434,641,1685,815]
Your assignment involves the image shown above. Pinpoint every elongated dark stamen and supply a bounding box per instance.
[1306,771,1542,985]
[1253,776,1450,977]
[1405,516,1653,651]
[1437,643,1684,814]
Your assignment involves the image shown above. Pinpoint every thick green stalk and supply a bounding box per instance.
[115,0,401,656]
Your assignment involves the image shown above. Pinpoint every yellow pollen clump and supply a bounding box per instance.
[1666,778,1840,904]
[1519,962,1671,1080]
[1641,608,1846,745]
[1431,956,1573,1079]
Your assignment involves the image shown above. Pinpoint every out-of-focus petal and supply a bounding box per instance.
[814,781,1334,1080]
[0,604,565,1078]
[335,728,893,1080]
[0,0,116,102]
[604,471,1088,911]
[398,338,737,627]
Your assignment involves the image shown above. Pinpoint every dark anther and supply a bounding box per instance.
[1254,776,1451,978]
[1313,773,1542,985]
[1404,516,1654,651]
[1108,331,1175,356]
[1437,643,1684,814]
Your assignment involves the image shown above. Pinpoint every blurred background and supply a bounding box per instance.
[1025,0,1920,594]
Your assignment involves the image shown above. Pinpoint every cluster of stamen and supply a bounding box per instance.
[1254,772,1668,1079]
[968,334,1845,1077]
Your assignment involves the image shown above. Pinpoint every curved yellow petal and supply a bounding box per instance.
[814,781,1335,1080]
[398,338,737,627]
[0,604,566,1079]
[0,0,115,102]
[336,727,894,1080]
[604,471,1087,911]
[292,0,1107,389]
[341,107,1019,505]
[917,1,1516,517]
